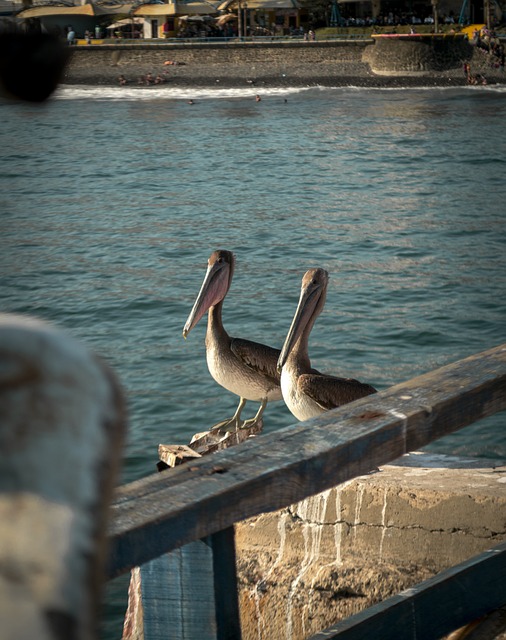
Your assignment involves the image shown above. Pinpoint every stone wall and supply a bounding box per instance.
[64,40,372,85]
[68,40,369,69]
[363,35,473,76]
[63,38,500,86]
[235,453,506,639]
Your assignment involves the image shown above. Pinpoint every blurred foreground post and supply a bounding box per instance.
[0,31,69,101]
[0,313,126,640]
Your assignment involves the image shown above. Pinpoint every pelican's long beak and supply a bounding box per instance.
[183,260,228,339]
[277,282,321,373]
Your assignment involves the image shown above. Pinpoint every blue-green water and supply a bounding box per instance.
[1,82,505,638]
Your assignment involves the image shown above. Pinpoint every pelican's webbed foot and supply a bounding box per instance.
[238,398,267,431]
[209,397,246,434]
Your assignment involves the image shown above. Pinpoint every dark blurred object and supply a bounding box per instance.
[0,30,70,102]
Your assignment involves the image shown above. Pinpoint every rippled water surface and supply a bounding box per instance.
[1,83,505,638]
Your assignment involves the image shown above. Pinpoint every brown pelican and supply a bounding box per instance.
[277,268,376,421]
[183,250,282,431]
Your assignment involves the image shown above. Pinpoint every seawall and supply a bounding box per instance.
[365,34,473,76]
[63,39,505,88]
[64,40,372,87]
[234,453,506,639]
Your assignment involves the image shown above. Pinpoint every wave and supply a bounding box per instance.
[54,81,506,101]
[54,84,313,101]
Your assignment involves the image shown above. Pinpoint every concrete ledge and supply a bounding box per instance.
[364,34,472,76]
[235,453,506,640]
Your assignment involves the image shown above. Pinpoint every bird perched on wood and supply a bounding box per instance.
[183,250,282,432]
[277,268,376,421]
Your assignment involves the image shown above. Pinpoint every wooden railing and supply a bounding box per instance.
[108,344,506,639]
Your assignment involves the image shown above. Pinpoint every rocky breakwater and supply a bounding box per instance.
[363,33,472,76]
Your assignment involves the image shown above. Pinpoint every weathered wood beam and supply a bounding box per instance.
[138,527,241,640]
[108,343,506,578]
[207,526,242,640]
[136,430,246,640]
[307,541,506,640]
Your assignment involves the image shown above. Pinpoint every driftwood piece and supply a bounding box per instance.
[189,418,263,454]
[157,445,202,470]
[157,418,264,470]
[0,313,126,640]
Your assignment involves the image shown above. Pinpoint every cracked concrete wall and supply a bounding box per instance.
[235,453,506,640]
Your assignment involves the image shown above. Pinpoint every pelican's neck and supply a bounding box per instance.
[287,318,314,374]
[206,300,229,346]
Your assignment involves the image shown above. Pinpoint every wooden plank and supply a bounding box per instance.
[138,528,241,640]
[205,527,242,640]
[107,344,506,578]
[137,430,245,638]
[307,541,506,640]
[141,541,217,639]
[157,444,202,470]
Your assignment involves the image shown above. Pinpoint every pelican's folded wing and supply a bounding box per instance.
[230,337,281,385]
[298,374,376,411]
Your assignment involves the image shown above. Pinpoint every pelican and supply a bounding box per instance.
[277,268,376,421]
[183,250,282,431]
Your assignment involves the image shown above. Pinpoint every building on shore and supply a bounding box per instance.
[9,0,506,39]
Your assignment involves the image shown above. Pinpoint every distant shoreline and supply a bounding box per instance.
[61,71,505,90]
[62,42,506,89]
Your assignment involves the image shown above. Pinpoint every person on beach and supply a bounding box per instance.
[118,75,127,85]
[67,27,75,46]
[255,94,261,102]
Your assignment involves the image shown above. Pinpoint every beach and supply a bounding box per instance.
[62,41,506,88]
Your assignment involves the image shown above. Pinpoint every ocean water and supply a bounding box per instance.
[1,82,505,638]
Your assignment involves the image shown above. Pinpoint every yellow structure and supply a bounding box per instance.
[459,23,486,38]
[15,3,134,40]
